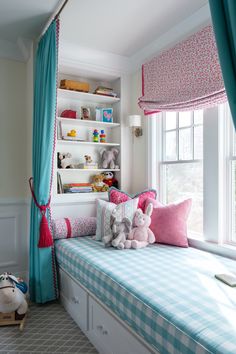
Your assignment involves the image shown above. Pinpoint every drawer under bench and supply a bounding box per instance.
[59,267,158,354]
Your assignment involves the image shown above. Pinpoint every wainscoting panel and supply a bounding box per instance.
[0,199,29,280]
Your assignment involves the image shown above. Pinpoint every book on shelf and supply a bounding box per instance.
[94,86,118,98]
[57,172,63,194]
[63,183,93,194]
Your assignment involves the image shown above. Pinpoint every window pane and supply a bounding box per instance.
[179,111,192,127]
[194,110,203,125]
[165,112,176,130]
[164,162,203,235]
[165,131,177,161]
[231,161,236,243]
[194,126,203,159]
[179,128,192,160]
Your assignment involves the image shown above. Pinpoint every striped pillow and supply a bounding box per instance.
[95,198,139,241]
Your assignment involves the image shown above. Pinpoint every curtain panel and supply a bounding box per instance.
[29,19,59,303]
[209,0,236,129]
[139,26,227,114]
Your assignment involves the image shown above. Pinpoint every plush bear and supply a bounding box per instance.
[0,273,28,314]
[100,148,119,169]
[125,204,155,249]
[92,174,109,192]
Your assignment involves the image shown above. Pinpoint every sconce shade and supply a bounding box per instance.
[128,115,141,127]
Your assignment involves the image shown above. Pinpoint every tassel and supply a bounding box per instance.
[38,214,53,248]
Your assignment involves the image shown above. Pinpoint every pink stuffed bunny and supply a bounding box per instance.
[125,203,155,249]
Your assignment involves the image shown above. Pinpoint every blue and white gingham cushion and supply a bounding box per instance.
[55,237,236,354]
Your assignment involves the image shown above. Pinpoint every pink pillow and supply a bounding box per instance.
[148,198,192,247]
[109,187,157,212]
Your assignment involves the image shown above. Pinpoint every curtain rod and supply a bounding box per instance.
[37,0,69,42]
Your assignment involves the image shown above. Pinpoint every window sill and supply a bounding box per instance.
[188,236,236,260]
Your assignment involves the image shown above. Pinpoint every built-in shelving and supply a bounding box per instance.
[57,117,120,128]
[57,140,120,147]
[58,168,120,172]
[58,88,120,104]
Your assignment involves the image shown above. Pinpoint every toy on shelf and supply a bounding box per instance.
[60,110,77,119]
[93,129,99,142]
[0,273,28,331]
[67,129,77,137]
[60,79,90,93]
[103,171,118,188]
[81,107,90,120]
[100,130,106,143]
[92,174,109,192]
[82,155,98,169]
[100,148,119,169]
[57,152,75,169]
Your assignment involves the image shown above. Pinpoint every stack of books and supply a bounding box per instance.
[94,86,118,98]
[63,183,93,193]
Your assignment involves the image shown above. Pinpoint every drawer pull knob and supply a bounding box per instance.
[71,296,80,304]
[102,330,108,335]
[96,325,103,331]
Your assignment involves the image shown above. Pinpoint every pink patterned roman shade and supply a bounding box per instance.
[138,26,227,114]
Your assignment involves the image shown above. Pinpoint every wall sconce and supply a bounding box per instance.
[128,115,143,137]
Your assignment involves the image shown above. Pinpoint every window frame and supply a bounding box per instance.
[147,103,236,260]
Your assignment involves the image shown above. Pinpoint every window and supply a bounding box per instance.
[162,111,203,236]
[149,102,236,251]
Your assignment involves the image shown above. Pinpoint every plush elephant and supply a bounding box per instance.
[111,217,132,250]
[0,273,28,314]
[100,148,119,169]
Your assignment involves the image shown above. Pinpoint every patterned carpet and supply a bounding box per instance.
[0,302,98,354]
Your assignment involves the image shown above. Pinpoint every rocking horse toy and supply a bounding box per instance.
[0,272,28,330]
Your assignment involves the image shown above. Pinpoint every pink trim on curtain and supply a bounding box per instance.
[139,26,227,113]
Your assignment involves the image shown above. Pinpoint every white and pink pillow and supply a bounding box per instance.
[108,187,157,212]
[145,197,192,247]
[52,216,97,240]
[95,198,139,241]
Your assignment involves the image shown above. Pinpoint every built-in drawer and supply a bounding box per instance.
[89,297,153,354]
[59,268,88,332]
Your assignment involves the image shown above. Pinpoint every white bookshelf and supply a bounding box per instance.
[53,72,121,202]
[58,88,120,104]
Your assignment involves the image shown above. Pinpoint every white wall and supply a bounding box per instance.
[130,69,147,194]
[0,55,33,279]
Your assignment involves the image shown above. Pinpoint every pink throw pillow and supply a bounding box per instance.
[148,198,192,247]
[109,187,157,212]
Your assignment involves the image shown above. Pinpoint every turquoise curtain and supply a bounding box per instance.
[209,0,236,128]
[29,19,59,303]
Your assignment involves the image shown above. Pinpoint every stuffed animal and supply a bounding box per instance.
[125,204,155,249]
[103,171,118,188]
[111,217,131,249]
[0,273,28,314]
[92,174,109,192]
[57,152,75,169]
[100,148,119,169]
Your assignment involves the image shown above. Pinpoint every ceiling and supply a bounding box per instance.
[60,0,209,57]
[0,0,62,42]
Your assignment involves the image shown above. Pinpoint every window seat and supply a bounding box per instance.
[55,237,236,354]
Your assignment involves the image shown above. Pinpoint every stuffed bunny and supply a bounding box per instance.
[125,203,155,249]
[0,273,28,314]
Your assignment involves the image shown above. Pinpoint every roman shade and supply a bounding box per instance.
[138,26,227,114]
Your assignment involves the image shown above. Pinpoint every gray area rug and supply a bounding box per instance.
[0,302,98,353]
